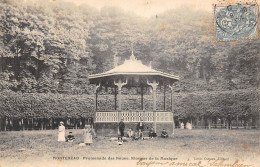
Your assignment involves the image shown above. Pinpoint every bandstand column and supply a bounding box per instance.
[147,80,159,132]
[94,83,101,111]
[163,84,166,111]
[169,84,176,136]
[141,86,144,110]
[114,79,128,120]
[114,87,117,110]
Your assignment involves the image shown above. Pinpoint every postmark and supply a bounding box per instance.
[214,3,258,41]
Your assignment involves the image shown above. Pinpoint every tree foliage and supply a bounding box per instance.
[0,0,259,120]
[1,0,259,94]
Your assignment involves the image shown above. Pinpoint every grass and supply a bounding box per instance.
[0,129,260,167]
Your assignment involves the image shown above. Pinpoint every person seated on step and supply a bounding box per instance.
[127,128,134,138]
[161,129,168,138]
[138,129,144,140]
[149,127,157,138]
[132,130,140,140]
[66,132,75,142]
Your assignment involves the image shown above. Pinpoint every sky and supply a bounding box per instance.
[60,0,214,17]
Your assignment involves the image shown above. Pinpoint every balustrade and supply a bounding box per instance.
[95,111,173,123]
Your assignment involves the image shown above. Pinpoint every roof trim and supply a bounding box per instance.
[89,71,180,80]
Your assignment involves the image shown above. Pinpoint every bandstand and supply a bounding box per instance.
[89,51,180,135]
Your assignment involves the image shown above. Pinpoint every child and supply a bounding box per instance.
[161,129,168,138]
[66,132,75,142]
[83,125,93,145]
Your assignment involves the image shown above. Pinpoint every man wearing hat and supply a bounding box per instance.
[118,118,125,145]
[119,118,125,137]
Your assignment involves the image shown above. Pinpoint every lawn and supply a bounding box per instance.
[0,129,260,167]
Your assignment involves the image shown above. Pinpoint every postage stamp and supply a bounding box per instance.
[214,3,258,41]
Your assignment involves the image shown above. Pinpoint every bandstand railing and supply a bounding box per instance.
[95,110,173,123]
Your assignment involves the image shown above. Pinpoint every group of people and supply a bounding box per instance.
[119,119,147,140]
[180,122,192,130]
[58,121,94,146]
[58,119,170,146]
[118,119,168,144]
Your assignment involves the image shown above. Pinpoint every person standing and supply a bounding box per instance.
[186,122,192,130]
[180,122,184,129]
[84,125,93,145]
[118,119,125,144]
[137,120,144,139]
[119,118,125,137]
[58,121,66,142]
[227,114,232,129]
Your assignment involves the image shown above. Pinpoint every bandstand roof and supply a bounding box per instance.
[89,52,180,85]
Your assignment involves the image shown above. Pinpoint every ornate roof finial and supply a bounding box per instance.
[130,43,136,61]
[113,51,118,67]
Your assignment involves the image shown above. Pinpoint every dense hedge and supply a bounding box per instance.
[0,89,259,119]
[172,89,259,119]
[0,92,94,118]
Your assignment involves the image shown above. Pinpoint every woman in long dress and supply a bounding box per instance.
[58,121,66,142]
[186,122,192,130]
[180,122,185,129]
[83,125,93,145]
